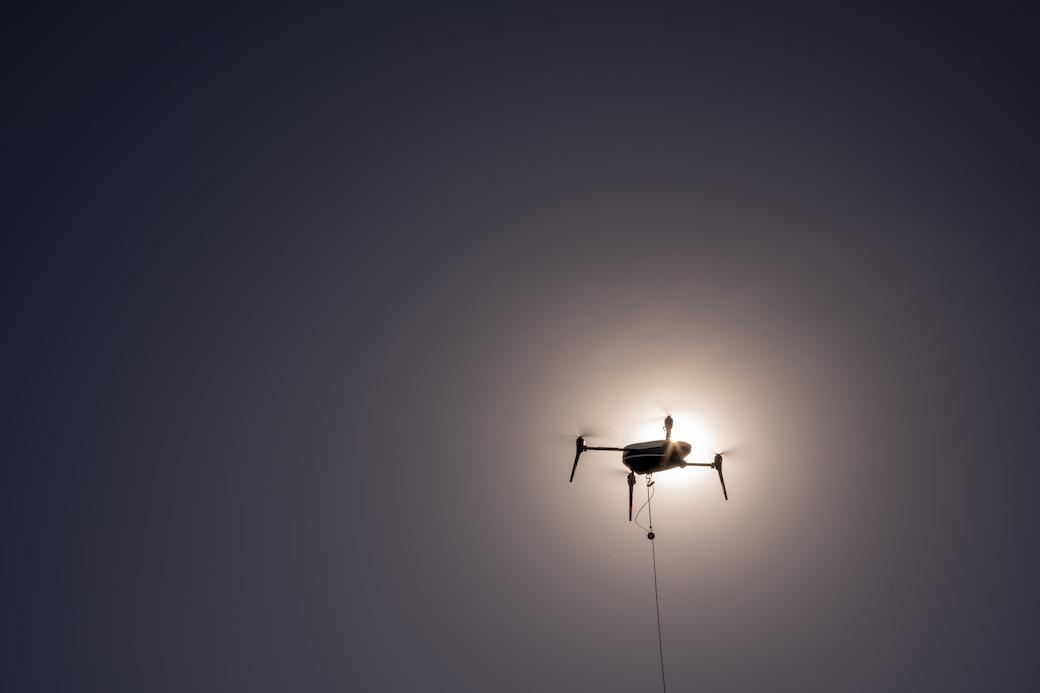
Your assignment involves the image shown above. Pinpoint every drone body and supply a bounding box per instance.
[570,416,729,520]
[621,439,692,474]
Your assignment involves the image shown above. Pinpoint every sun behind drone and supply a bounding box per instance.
[569,416,729,520]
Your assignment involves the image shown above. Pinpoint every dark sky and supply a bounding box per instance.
[7,4,1040,691]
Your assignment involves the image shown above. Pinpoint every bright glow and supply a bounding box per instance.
[630,411,717,464]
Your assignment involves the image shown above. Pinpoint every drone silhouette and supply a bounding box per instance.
[569,416,729,520]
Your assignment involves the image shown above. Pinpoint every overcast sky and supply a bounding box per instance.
[7,4,1040,691]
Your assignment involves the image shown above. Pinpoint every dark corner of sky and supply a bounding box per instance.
[5,4,1040,692]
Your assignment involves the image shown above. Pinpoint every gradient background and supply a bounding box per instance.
[6,4,1040,691]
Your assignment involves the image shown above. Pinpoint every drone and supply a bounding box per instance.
[569,416,729,520]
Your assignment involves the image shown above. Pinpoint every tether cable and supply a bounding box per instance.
[651,535,666,692]
[640,477,666,693]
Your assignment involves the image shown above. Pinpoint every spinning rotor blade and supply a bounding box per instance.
[713,453,729,501]
[548,429,601,445]
[569,436,585,483]
[557,419,606,439]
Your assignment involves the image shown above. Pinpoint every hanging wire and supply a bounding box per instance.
[634,476,667,692]
[633,482,656,532]
[650,528,666,693]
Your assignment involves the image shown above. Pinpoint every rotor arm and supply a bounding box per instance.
[712,453,729,500]
[570,438,625,483]
[569,436,584,482]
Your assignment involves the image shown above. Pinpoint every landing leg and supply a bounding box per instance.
[627,471,636,521]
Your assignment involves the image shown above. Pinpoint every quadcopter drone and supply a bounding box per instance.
[569,416,729,520]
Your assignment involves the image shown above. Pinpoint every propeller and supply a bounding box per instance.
[712,452,729,501]
[550,419,606,439]
[569,436,586,482]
